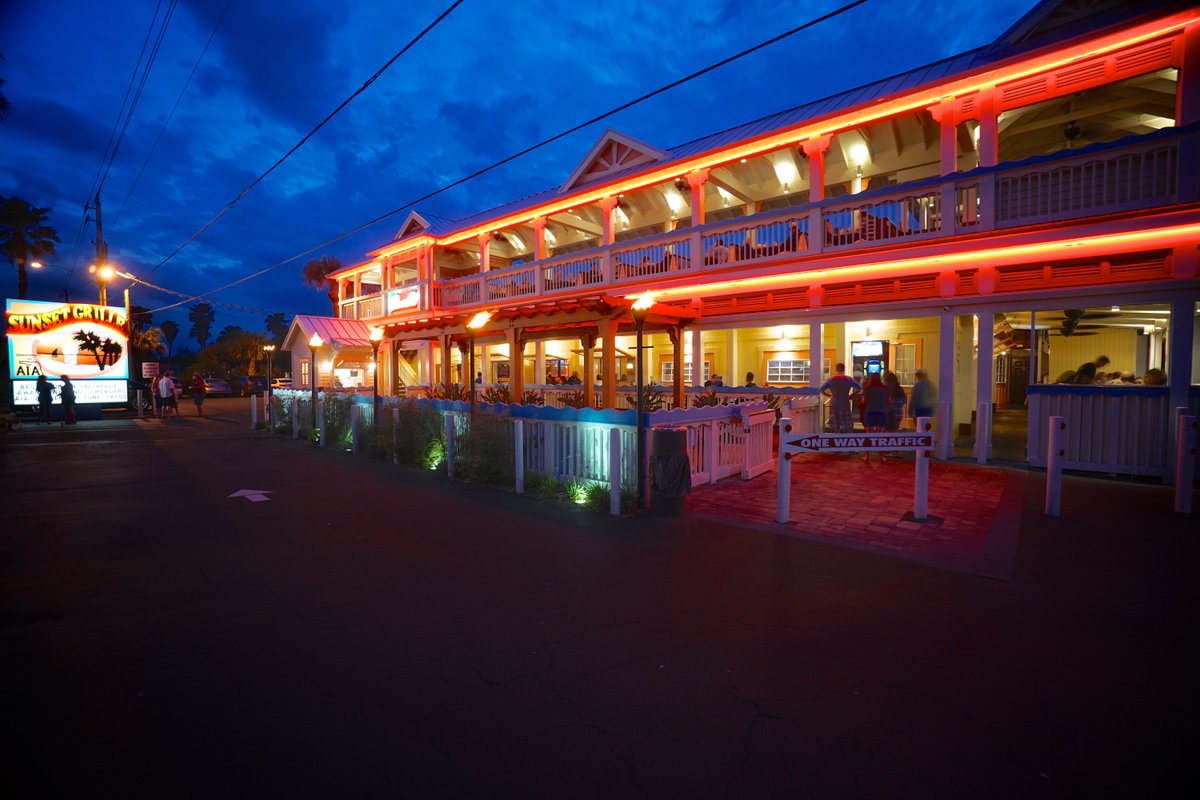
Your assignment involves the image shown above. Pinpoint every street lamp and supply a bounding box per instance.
[630,292,655,509]
[88,264,115,305]
[308,333,323,429]
[263,344,276,427]
[466,311,491,416]
[369,326,384,416]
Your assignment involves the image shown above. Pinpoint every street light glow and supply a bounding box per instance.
[309,334,323,348]
[632,293,655,312]
[369,326,384,342]
[467,311,492,330]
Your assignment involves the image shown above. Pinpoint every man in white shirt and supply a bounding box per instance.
[158,371,177,419]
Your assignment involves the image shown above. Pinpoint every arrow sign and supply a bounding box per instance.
[786,433,933,453]
[228,489,272,502]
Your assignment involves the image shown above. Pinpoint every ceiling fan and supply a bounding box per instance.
[1051,309,1103,337]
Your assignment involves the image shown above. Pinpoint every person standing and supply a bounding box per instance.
[158,371,177,419]
[884,372,906,432]
[60,376,77,425]
[36,375,54,424]
[860,373,892,462]
[744,372,757,387]
[190,373,207,417]
[910,369,937,421]
[819,362,861,434]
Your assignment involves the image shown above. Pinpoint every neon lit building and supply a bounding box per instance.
[287,0,1200,477]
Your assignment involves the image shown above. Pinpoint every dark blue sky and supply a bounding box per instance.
[1,0,1037,338]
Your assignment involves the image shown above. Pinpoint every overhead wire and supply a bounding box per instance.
[144,0,871,315]
[139,0,467,282]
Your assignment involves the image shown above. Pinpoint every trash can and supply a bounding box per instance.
[649,426,691,516]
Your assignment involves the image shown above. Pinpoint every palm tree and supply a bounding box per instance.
[129,305,153,335]
[99,338,124,370]
[73,330,102,367]
[0,196,61,299]
[160,320,179,358]
[188,303,215,349]
[302,255,342,315]
[264,312,289,341]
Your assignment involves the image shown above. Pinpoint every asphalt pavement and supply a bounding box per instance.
[2,397,1197,797]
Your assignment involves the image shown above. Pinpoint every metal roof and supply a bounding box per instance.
[289,315,374,349]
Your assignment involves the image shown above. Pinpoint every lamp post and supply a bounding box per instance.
[308,333,323,429]
[630,293,655,509]
[89,264,115,305]
[263,344,276,427]
[369,326,384,417]
[465,311,491,416]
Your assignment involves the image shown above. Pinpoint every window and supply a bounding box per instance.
[300,360,311,387]
[994,356,1009,385]
[765,358,831,384]
[662,360,710,383]
[893,342,917,386]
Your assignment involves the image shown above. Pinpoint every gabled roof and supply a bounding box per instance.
[989,0,1181,54]
[285,315,374,351]
[560,129,671,192]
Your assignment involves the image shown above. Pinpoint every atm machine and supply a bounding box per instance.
[851,340,890,377]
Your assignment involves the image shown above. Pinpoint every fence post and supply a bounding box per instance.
[1045,415,1065,517]
[250,395,257,429]
[136,389,144,419]
[609,427,622,516]
[914,416,931,520]
[291,397,299,440]
[392,407,400,466]
[1176,414,1196,514]
[514,419,525,494]
[445,413,455,478]
[318,397,326,447]
[741,408,752,480]
[350,403,360,455]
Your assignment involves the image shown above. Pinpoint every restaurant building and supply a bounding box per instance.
[287,0,1200,477]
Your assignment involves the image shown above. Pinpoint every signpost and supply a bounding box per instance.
[777,417,935,523]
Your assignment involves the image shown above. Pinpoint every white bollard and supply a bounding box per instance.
[292,397,299,439]
[609,427,622,516]
[136,389,145,419]
[250,395,257,428]
[1045,415,1065,517]
[350,403,360,454]
[776,421,793,523]
[1176,414,1197,514]
[914,416,931,521]
[392,407,400,465]
[514,419,525,494]
[318,397,326,447]
[445,414,455,478]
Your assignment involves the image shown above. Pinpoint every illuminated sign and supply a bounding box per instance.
[6,299,130,403]
[851,340,884,357]
[12,379,127,405]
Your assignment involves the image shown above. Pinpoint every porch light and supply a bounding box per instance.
[466,311,491,416]
[665,188,685,214]
[849,142,869,167]
[772,159,797,191]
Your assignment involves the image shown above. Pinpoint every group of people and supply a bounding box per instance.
[152,372,209,419]
[544,371,583,385]
[34,374,76,425]
[1055,354,1167,386]
[819,363,937,462]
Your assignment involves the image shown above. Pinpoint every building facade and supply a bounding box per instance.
[288,0,1200,474]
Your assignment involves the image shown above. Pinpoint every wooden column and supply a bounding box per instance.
[801,136,830,202]
[478,233,491,273]
[669,325,685,409]
[600,197,618,245]
[690,327,705,387]
[598,318,617,409]
[808,321,823,388]
[932,98,958,175]
[507,327,525,400]
[687,169,709,228]
[976,87,998,168]
[580,332,597,408]
[532,216,547,261]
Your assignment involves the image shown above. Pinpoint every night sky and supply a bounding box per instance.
[1,0,1038,337]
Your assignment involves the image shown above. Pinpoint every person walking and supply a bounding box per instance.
[860,373,891,462]
[884,372,906,432]
[910,369,937,421]
[190,374,207,417]
[36,375,54,424]
[819,362,861,434]
[60,376,77,425]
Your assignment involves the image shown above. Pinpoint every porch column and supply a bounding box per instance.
[532,217,547,261]
[1177,21,1200,126]
[599,318,617,409]
[479,344,489,384]
[801,136,829,202]
[600,197,618,246]
[687,169,709,228]
[1168,299,1197,483]
[580,332,597,407]
[691,327,705,388]
[808,321,823,388]
[937,310,956,460]
[669,326,686,410]
[534,340,546,384]
[728,329,739,384]
[976,87,998,168]
[381,258,392,292]
[354,272,362,303]
[932,98,958,175]
[975,312,995,463]
[506,328,525,399]
[478,233,491,273]
[422,340,435,386]
[440,334,454,388]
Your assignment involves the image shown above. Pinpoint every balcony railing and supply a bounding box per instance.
[338,293,382,320]
[347,127,1190,320]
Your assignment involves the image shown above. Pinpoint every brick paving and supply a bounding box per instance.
[685,453,1022,579]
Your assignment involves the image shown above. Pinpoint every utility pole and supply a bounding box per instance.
[94,191,109,305]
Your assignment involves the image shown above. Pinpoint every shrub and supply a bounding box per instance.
[321,396,353,446]
[558,389,588,409]
[521,390,544,406]
[526,471,563,502]
[625,386,666,411]
[432,382,468,401]
[454,413,514,486]
[691,388,720,408]
[481,385,511,404]
[392,399,445,467]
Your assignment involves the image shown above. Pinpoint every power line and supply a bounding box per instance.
[146,0,871,314]
[140,0,466,281]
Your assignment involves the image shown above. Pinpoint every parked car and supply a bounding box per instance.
[202,377,232,397]
[241,376,268,396]
[271,378,293,389]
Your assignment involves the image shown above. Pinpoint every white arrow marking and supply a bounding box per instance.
[228,489,272,502]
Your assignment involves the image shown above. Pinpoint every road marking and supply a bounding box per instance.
[228,489,272,502]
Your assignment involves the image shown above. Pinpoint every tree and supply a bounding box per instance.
[302,255,342,315]
[131,327,165,356]
[188,303,215,349]
[264,312,289,341]
[160,320,179,358]
[0,196,60,299]
[129,305,153,335]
